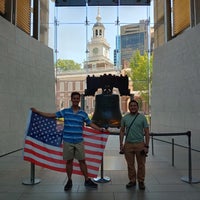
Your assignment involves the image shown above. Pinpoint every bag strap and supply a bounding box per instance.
[125,113,139,140]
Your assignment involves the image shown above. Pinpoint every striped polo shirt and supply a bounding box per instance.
[56,107,91,143]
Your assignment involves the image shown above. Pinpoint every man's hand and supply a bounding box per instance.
[100,128,106,132]
[31,107,38,113]
[31,108,36,112]
[119,144,124,154]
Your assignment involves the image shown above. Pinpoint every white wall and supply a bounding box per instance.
[151,23,200,151]
[0,17,56,156]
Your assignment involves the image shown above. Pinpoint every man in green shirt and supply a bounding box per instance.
[119,100,150,190]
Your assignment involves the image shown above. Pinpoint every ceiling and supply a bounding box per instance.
[55,0,151,7]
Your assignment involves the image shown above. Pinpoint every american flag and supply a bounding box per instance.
[23,111,109,178]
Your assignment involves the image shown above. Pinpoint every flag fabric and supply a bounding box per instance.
[23,111,109,178]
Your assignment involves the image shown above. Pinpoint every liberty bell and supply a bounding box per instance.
[92,93,121,128]
[84,74,130,128]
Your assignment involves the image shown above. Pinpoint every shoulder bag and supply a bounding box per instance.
[119,113,139,154]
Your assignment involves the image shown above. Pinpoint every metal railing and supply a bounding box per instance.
[150,131,200,184]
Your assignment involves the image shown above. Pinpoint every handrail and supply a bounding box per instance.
[150,131,191,156]
[150,131,200,184]
[151,137,200,153]
[0,148,23,158]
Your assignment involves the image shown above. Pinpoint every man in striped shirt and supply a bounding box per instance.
[31,91,105,191]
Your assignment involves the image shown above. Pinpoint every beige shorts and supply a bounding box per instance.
[63,141,85,161]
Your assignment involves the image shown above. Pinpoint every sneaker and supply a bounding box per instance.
[84,178,98,188]
[126,181,136,188]
[64,179,72,191]
[138,182,145,190]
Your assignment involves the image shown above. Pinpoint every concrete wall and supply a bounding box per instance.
[151,23,200,151]
[0,17,56,156]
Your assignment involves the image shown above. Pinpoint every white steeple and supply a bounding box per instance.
[93,7,105,38]
[96,7,101,23]
[84,7,114,70]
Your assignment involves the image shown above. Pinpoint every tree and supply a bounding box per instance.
[127,50,153,109]
[56,59,81,71]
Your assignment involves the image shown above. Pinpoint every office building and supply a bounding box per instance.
[120,20,149,67]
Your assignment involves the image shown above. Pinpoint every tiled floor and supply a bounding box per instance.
[1,135,200,200]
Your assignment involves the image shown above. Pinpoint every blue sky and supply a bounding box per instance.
[48,1,154,66]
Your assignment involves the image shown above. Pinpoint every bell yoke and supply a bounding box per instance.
[85,74,130,128]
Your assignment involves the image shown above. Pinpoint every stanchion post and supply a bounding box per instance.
[100,157,104,178]
[150,131,200,184]
[93,157,110,183]
[151,135,154,155]
[172,138,174,166]
[22,163,41,185]
[31,162,35,183]
[181,131,200,184]
[188,131,192,183]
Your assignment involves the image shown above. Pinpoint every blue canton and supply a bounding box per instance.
[28,112,63,147]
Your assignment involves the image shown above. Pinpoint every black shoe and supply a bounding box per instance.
[138,182,145,190]
[126,181,136,188]
[84,178,98,188]
[64,179,72,191]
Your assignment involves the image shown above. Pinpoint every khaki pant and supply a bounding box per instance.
[63,141,85,161]
[124,142,146,183]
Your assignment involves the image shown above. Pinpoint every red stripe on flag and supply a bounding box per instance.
[24,148,65,164]
[86,157,102,164]
[83,134,108,142]
[84,141,106,149]
[83,126,109,134]
[24,157,66,172]
[25,139,63,156]
[23,112,109,178]
[84,149,103,156]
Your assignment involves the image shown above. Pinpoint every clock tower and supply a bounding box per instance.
[84,8,113,70]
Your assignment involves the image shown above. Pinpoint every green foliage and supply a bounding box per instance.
[56,59,81,71]
[127,50,153,102]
